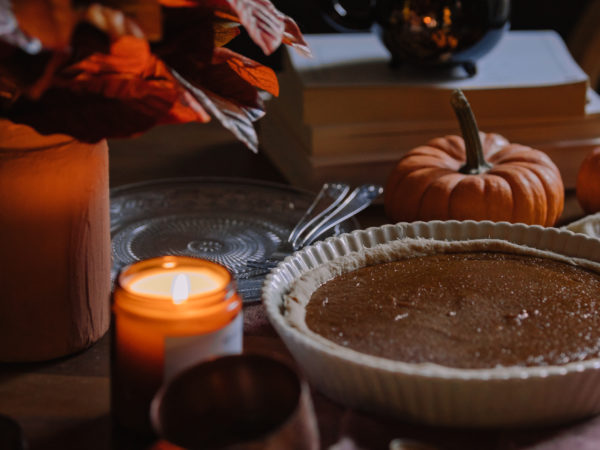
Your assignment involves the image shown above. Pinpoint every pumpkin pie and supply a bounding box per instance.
[285,238,600,369]
[265,222,600,426]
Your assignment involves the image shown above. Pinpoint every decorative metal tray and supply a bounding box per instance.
[110,177,359,302]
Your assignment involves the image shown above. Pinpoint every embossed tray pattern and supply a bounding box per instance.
[110,177,359,302]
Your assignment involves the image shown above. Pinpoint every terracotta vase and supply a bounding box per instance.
[0,120,111,361]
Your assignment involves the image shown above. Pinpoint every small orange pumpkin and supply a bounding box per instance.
[576,147,600,214]
[384,90,564,226]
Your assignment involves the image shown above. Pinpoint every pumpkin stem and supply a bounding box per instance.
[450,89,491,175]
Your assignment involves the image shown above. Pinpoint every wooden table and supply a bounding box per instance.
[0,122,592,450]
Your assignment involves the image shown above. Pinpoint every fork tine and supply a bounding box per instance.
[288,182,350,245]
[293,186,359,250]
[294,184,383,249]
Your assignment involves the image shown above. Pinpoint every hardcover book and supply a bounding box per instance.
[278,30,590,125]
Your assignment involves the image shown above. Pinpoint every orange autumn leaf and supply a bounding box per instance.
[213,21,241,47]
[83,4,146,40]
[99,0,163,40]
[173,54,264,111]
[158,0,199,6]
[160,0,311,56]
[217,49,278,96]
[171,68,264,151]
[8,53,211,141]
[62,36,210,122]
[12,0,76,49]
[167,90,212,123]
[67,36,154,77]
[281,15,312,56]
[214,0,310,56]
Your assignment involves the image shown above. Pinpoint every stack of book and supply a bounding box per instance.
[258,30,600,191]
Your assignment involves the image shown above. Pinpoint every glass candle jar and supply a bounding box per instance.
[111,256,243,434]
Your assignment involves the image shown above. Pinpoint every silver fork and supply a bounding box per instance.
[238,183,383,302]
[287,182,350,248]
[291,183,383,250]
[246,183,383,270]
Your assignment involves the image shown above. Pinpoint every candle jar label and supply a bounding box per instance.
[164,314,243,380]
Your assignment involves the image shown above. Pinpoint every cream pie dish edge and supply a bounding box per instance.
[262,220,600,427]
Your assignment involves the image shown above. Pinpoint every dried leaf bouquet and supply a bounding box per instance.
[0,0,310,151]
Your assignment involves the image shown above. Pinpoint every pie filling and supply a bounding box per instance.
[305,252,600,369]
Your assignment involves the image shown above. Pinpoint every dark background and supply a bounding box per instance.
[269,0,591,37]
[230,0,595,86]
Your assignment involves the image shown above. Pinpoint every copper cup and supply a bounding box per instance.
[150,354,319,449]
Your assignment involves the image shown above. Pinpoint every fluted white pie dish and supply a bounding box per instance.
[263,220,600,427]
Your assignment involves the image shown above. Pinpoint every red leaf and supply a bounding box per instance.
[281,15,312,57]
[171,69,262,152]
[170,0,311,57]
[12,0,77,50]
[12,1,161,49]
[5,74,212,142]
[96,1,163,41]
[216,48,278,96]
[65,36,157,79]
[223,0,310,56]
[223,0,284,55]
[62,36,210,120]
[195,54,264,108]
[2,2,165,100]
[83,4,146,40]
[158,0,200,6]
[213,21,241,47]
[4,35,211,141]
[6,88,177,142]
[152,7,276,120]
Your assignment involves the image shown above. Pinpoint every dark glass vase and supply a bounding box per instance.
[321,0,511,75]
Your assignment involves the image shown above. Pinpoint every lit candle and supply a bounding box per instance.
[111,256,243,434]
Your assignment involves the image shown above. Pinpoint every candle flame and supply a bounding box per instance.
[171,273,190,304]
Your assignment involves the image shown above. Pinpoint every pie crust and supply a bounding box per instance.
[263,221,600,427]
